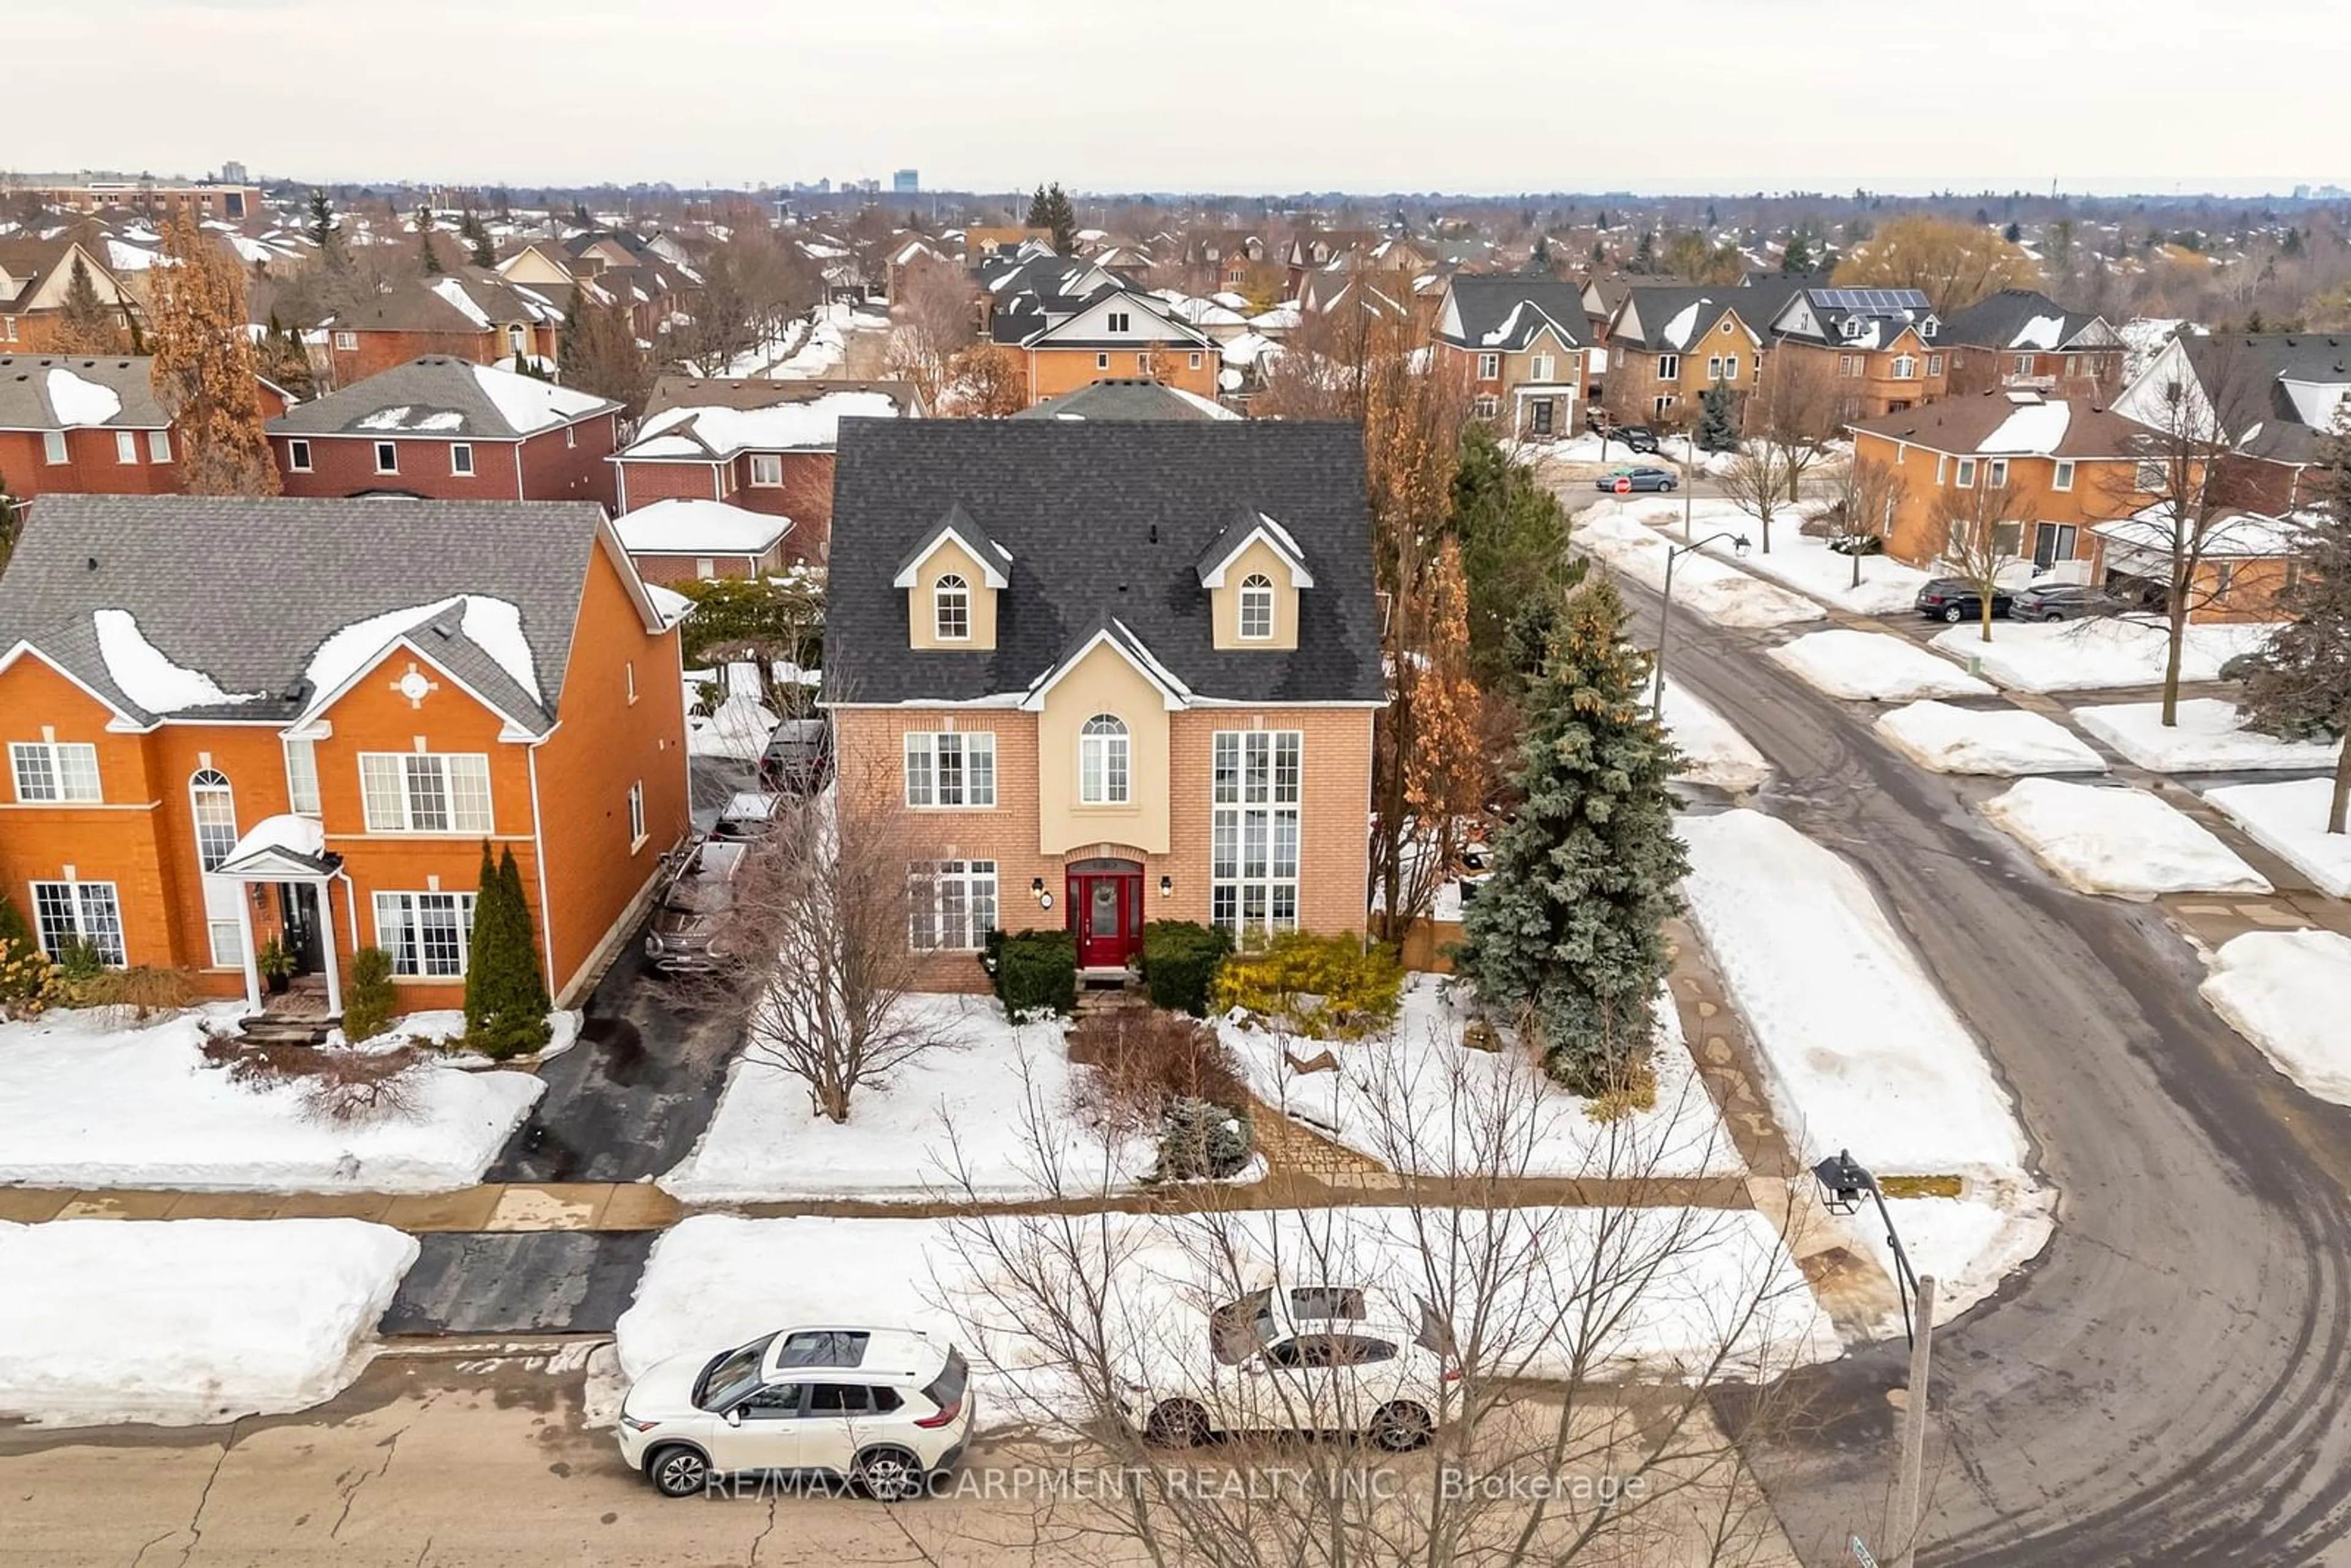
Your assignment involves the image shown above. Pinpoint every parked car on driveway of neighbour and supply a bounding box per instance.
[759,718,833,794]
[645,836,750,974]
[1593,467,1678,494]
[618,1326,973,1499]
[1914,578,2014,623]
[2011,583,2127,622]
[1611,424,1662,454]
[710,790,781,842]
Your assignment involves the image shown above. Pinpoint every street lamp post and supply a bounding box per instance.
[1652,530,1750,722]
[1815,1149,1938,1568]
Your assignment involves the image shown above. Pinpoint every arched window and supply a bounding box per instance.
[190,768,238,872]
[1239,573,1275,640]
[933,574,970,640]
[1079,715,1129,805]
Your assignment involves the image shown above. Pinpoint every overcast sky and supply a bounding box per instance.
[10,0,2344,197]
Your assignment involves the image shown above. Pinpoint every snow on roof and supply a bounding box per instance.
[644,582,693,627]
[221,812,328,865]
[626,391,902,458]
[611,498,793,555]
[92,609,264,711]
[1977,399,2072,454]
[303,594,541,707]
[1661,301,1703,350]
[2014,314,2066,351]
[467,364,609,433]
[2282,380,2349,433]
[45,368,123,427]
[1220,329,1277,367]
[104,239,157,271]
[429,277,491,329]
[1482,300,1530,347]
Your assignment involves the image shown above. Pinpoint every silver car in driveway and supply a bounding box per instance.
[2011,583,2127,622]
[645,838,749,973]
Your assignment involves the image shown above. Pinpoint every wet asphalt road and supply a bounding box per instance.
[1622,580,2351,1567]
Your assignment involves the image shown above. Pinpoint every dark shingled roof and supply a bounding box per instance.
[0,354,170,430]
[823,421,1381,707]
[1011,378,1235,421]
[0,495,617,732]
[1438,275,1587,351]
[2177,333,2351,466]
[267,356,617,439]
[1941,288,2112,351]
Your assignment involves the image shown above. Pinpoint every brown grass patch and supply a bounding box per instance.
[198,1030,429,1123]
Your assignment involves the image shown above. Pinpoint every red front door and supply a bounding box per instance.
[1070,871,1141,969]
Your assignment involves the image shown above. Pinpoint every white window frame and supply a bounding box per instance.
[2052,460,2076,493]
[1955,458,1978,489]
[1210,730,1302,939]
[1079,714,1130,806]
[1238,573,1275,640]
[373,441,399,475]
[10,740,101,803]
[1530,353,1555,382]
[1476,351,1500,380]
[903,730,997,808]
[909,860,997,952]
[748,452,784,487]
[932,574,970,641]
[357,751,493,834]
[1891,354,1918,380]
[373,890,477,978]
[1473,394,1499,419]
[1095,352,1110,370]
[283,737,321,816]
[287,438,312,471]
[1656,353,1679,380]
[189,768,238,872]
[627,780,647,850]
[1722,355,1739,381]
[2135,459,2168,492]
[333,330,358,351]
[114,430,138,465]
[1985,458,2009,487]
[1706,355,1724,380]
[2013,353,2035,377]
[31,879,125,966]
[1188,351,1202,370]
[42,430,67,464]
[1927,353,1944,377]
[147,429,171,463]
[449,442,474,476]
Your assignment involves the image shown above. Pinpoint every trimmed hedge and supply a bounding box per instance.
[994,928,1077,1017]
[1139,920,1232,1016]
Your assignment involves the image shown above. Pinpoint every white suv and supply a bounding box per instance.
[618,1326,974,1499]
[1122,1283,1455,1451]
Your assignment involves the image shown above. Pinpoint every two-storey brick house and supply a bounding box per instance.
[1602,288,1769,427]
[1436,275,1588,441]
[610,377,924,561]
[0,238,140,351]
[313,269,567,388]
[1764,287,1949,419]
[1941,289,2126,402]
[822,420,1382,989]
[0,496,689,1014]
[267,357,621,506]
[1,355,179,499]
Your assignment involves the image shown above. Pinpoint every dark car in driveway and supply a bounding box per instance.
[1612,425,1662,454]
[1594,467,1679,494]
[1914,577,2014,623]
[2012,583,2127,622]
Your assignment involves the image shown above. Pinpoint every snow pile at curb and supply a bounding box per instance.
[1928,620,2278,693]
[1873,700,2107,775]
[2200,931,2351,1105]
[2203,778,2351,897]
[1979,779,2269,899]
[2074,699,2341,772]
[1858,1191,2057,1330]
[661,994,1152,1202]
[0,1218,417,1425]
[1227,975,1745,1180]
[1662,678,1771,793]
[1769,629,1995,702]
[1621,498,1931,615]
[0,1009,544,1192]
[1676,811,2031,1190]
[1575,508,1823,628]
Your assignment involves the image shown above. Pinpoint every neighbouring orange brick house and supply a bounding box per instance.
[0,496,690,1014]
[610,376,924,562]
[0,354,289,499]
[984,274,1222,408]
[314,269,567,388]
[267,356,621,507]
[823,420,1381,990]
[1763,285,1950,419]
[1602,287,1768,426]
[0,237,140,351]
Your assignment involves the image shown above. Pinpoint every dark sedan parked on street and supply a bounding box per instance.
[1594,467,1679,493]
[1914,577,2014,623]
[2011,583,2127,622]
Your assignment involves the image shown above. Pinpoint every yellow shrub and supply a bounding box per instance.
[1212,932,1403,1039]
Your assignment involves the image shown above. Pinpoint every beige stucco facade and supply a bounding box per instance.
[1032,642,1173,857]
[1207,536,1303,651]
[904,536,1000,650]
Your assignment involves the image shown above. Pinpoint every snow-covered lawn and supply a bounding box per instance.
[0,1218,416,1425]
[1873,700,2107,775]
[662,994,1152,1203]
[1226,975,1743,1180]
[1575,506,1823,629]
[1769,629,1996,702]
[1662,678,1771,793]
[1619,498,1931,615]
[1676,811,2033,1190]
[2203,778,2351,897]
[1855,1192,2057,1329]
[2200,931,2351,1105]
[1979,779,2270,899]
[2075,699,2343,773]
[0,1008,544,1192]
[1928,620,2278,694]
[617,1208,1837,1424]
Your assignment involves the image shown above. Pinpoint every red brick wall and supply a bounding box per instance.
[325,324,561,389]
[274,416,614,504]
[2,426,181,500]
[517,411,620,509]
[613,458,722,512]
[629,546,789,585]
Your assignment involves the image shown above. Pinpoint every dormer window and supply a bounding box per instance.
[1921,317,1939,339]
[1842,317,1866,340]
[1108,310,1131,333]
[933,574,970,641]
[1239,574,1275,640]
[1080,715,1130,805]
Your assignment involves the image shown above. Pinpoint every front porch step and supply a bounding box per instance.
[235,1016,339,1046]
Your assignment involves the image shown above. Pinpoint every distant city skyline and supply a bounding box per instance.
[7,0,2345,200]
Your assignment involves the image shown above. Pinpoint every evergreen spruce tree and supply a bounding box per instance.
[1632,229,1656,274]
[2003,220,2023,243]
[1697,381,1738,452]
[1026,184,1051,231]
[416,206,443,274]
[306,189,343,268]
[53,257,124,354]
[1457,579,1689,1093]
[1529,234,1552,272]
[2242,421,2351,833]
[1781,231,1814,275]
[465,212,495,269]
[463,843,550,1059]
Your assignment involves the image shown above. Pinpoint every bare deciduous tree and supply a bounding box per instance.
[1816,455,1909,591]
[944,343,1029,417]
[1717,441,1802,556]
[885,255,980,408]
[1747,352,1845,505]
[1927,476,2028,642]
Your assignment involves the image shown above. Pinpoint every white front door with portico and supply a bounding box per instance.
[211,814,348,1017]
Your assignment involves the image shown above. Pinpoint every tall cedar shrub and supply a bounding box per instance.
[1457,578,1689,1093]
[1449,424,1584,688]
[463,844,550,1059]
[342,946,397,1045]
